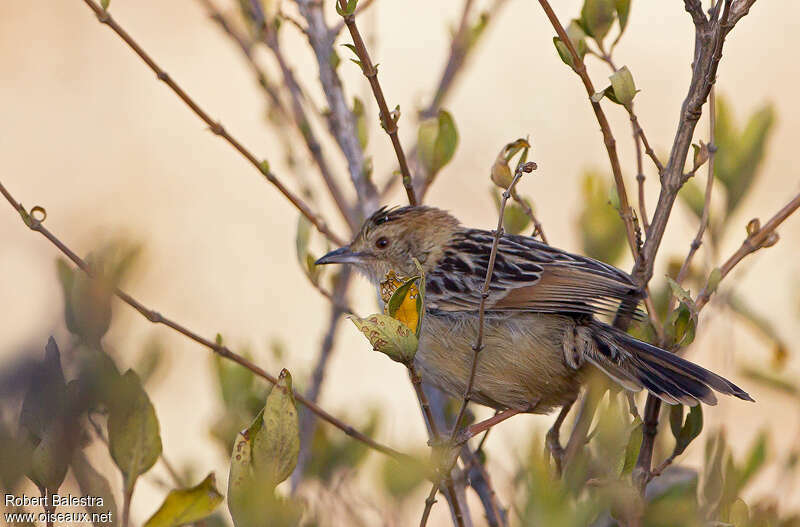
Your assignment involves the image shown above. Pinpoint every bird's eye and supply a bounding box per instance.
[375,237,390,249]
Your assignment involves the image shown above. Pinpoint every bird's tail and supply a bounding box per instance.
[586,321,754,406]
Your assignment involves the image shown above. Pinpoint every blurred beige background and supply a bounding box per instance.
[2,0,799,524]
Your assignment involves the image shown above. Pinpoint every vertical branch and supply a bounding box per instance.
[258,16,359,229]
[295,0,379,217]
[449,162,535,438]
[292,268,353,490]
[671,87,717,303]
[633,0,753,492]
[337,0,417,206]
[410,366,465,527]
[536,0,639,261]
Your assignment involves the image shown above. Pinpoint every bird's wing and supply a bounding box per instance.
[425,229,643,318]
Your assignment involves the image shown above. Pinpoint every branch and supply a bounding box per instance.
[295,0,379,217]
[0,178,409,463]
[194,0,289,122]
[412,0,509,201]
[593,53,663,229]
[337,0,417,206]
[695,192,800,311]
[410,366,464,527]
[331,0,378,34]
[78,0,345,246]
[209,0,359,232]
[510,188,548,244]
[449,162,535,439]
[637,0,745,286]
[633,0,757,493]
[535,0,639,262]
[292,268,352,491]
[671,89,717,309]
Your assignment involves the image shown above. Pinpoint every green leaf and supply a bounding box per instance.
[678,179,705,219]
[350,314,418,364]
[252,369,299,487]
[702,430,727,512]
[304,411,379,482]
[707,268,722,294]
[72,451,118,527]
[671,404,703,457]
[714,96,776,216]
[380,456,428,499]
[581,0,616,41]
[620,419,643,476]
[69,272,113,344]
[728,498,750,526]
[505,201,533,235]
[614,0,631,40]
[20,338,66,442]
[553,37,575,69]
[101,0,110,9]
[353,96,368,149]
[552,22,588,70]
[259,160,270,175]
[737,431,767,490]
[335,0,358,16]
[578,172,626,264]
[609,66,637,107]
[108,370,163,493]
[56,259,80,335]
[665,302,697,348]
[144,473,223,527]
[417,110,459,177]
[227,370,301,527]
[30,422,70,492]
[666,277,696,310]
[566,20,589,59]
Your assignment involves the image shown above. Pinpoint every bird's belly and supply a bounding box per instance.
[416,311,583,413]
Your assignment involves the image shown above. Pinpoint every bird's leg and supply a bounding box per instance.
[546,400,574,477]
[454,402,538,446]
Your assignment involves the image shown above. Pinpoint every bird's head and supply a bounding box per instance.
[315,206,460,282]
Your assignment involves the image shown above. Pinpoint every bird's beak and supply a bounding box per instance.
[315,246,366,265]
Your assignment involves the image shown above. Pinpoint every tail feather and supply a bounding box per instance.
[588,321,754,406]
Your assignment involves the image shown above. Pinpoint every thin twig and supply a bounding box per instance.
[695,192,800,311]
[78,0,345,246]
[632,0,755,493]
[409,366,465,527]
[510,188,548,244]
[420,482,441,527]
[195,0,289,122]
[449,163,533,440]
[247,0,360,230]
[293,268,352,491]
[337,0,417,206]
[671,87,717,312]
[0,179,409,462]
[294,0,378,216]
[536,0,638,262]
[331,0,378,34]
[461,446,506,527]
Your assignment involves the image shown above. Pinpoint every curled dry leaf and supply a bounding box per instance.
[350,314,418,364]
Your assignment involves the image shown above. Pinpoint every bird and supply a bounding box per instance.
[315,205,753,415]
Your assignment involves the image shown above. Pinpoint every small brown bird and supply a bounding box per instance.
[316,206,752,414]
